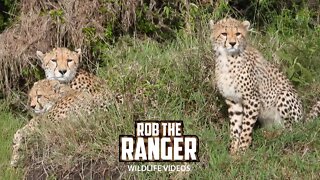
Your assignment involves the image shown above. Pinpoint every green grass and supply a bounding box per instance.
[1,14,320,178]
[0,102,23,179]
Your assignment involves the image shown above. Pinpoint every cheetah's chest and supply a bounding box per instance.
[215,54,242,102]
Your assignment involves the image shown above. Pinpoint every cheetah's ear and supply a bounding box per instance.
[53,83,70,96]
[75,48,81,55]
[209,19,215,30]
[51,80,62,93]
[74,48,82,63]
[242,20,250,30]
[36,51,45,60]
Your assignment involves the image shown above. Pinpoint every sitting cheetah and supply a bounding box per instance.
[209,18,319,154]
[36,47,123,102]
[11,79,113,167]
[37,47,105,94]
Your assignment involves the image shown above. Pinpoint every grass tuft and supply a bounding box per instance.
[1,2,320,178]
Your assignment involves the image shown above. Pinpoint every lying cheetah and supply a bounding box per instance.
[36,47,123,102]
[28,77,113,115]
[209,18,319,154]
[28,79,75,114]
[11,79,113,167]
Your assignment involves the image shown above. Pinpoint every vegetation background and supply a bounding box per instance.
[0,0,320,179]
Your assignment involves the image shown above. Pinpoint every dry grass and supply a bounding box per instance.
[21,110,129,179]
[0,0,140,96]
[1,1,320,179]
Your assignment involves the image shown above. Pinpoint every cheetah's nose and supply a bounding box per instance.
[59,70,67,75]
[229,42,236,47]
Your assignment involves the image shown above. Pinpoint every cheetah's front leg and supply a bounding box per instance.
[11,118,38,167]
[11,128,25,167]
[238,95,260,152]
[226,100,243,155]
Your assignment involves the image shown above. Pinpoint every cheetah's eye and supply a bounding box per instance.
[236,32,241,36]
[51,59,57,63]
[221,33,227,36]
[67,59,73,63]
[37,95,42,99]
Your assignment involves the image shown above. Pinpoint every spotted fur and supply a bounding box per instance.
[11,79,114,167]
[209,18,309,154]
[28,79,76,114]
[37,47,124,104]
[37,47,81,83]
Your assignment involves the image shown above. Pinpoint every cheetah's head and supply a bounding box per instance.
[209,18,250,55]
[36,47,81,83]
[28,79,73,114]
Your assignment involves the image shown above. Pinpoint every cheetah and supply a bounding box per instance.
[209,18,319,154]
[37,47,105,94]
[36,47,123,102]
[11,79,114,167]
[28,79,75,114]
[28,78,113,115]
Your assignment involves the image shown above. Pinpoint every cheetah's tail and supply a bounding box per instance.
[306,101,320,122]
